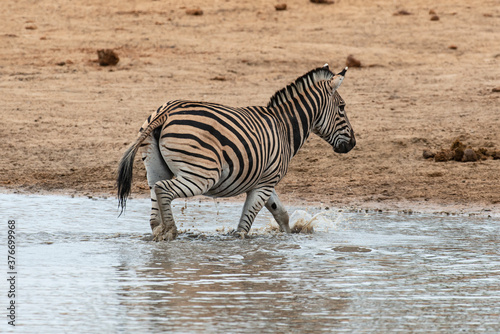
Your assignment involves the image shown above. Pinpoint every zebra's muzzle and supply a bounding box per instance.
[333,131,356,154]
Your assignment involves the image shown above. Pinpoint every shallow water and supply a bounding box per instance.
[1,193,499,333]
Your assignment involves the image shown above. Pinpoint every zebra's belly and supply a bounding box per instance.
[161,145,271,198]
[204,166,266,198]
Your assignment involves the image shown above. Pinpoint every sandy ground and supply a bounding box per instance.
[1,0,499,214]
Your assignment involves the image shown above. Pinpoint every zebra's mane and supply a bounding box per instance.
[267,66,334,108]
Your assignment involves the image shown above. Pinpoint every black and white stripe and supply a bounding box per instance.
[117,64,355,240]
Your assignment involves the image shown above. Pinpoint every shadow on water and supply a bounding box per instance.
[0,193,499,333]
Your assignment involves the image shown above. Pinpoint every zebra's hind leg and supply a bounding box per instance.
[236,187,273,236]
[140,134,173,233]
[265,190,290,233]
[153,176,208,241]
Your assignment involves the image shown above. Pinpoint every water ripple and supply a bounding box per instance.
[0,193,499,333]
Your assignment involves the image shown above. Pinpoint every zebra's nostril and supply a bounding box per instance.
[334,142,348,154]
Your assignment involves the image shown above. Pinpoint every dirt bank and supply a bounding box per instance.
[1,0,499,213]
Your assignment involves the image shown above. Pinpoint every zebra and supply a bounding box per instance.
[117,64,356,241]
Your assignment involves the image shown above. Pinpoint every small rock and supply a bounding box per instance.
[492,151,500,160]
[477,147,489,156]
[476,148,490,160]
[448,45,458,50]
[451,139,465,161]
[333,246,371,253]
[450,139,465,151]
[462,148,478,162]
[186,8,203,15]
[453,147,464,161]
[310,0,334,4]
[275,3,287,10]
[430,15,440,21]
[429,9,436,15]
[56,61,66,66]
[434,150,453,162]
[346,55,361,68]
[25,25,37,30]
[97,49,119,66]
[492,87,500,93]
[393,10,411,16]
[210,76,227,81]
[422,150,435,159]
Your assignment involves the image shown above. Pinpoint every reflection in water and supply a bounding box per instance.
[0,193,499,333]
[117,238,349,333]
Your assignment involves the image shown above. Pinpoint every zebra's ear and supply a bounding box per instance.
[323,63,329,70]
[329,67,348,91]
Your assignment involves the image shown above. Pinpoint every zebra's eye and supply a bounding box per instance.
[339,104,345,111]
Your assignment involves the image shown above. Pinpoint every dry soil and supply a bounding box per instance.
[1,0,499,214]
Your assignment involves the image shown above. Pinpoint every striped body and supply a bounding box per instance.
[117,65,355,240]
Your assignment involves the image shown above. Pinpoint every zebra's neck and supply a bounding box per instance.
[266,67,333,156]
[267,67,333,109]
[267,96,317,157]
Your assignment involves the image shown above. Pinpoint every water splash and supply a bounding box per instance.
[261,209,347,234]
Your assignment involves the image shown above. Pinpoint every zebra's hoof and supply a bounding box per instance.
[152,225,178,241]
[279,225,292,233]
[230,230,248,239]
[149,218,161,231]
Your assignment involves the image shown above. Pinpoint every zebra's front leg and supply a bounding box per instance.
[236,187,274,236]
[265,189,290,233]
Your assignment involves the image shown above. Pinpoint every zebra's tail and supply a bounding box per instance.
[117,107,169,215]
[116,142,139,215]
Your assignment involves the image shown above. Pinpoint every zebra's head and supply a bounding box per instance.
[313,66,356,154]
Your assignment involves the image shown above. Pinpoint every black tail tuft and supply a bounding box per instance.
[116,144,138,216]
[117,105,168,216]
